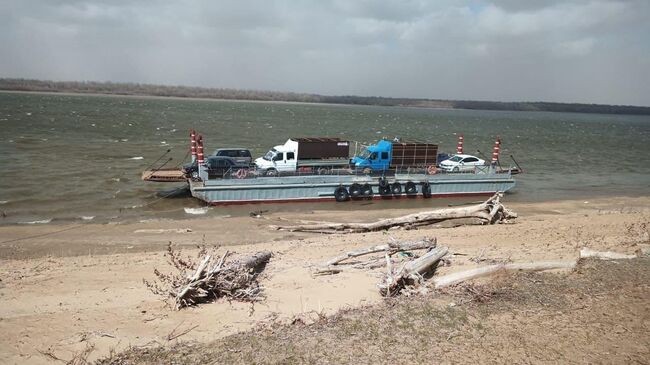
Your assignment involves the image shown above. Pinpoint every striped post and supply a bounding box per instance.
[491,137,501,165]
[190,129,197,163]
[196,134,204,165]
[456,134,464,154]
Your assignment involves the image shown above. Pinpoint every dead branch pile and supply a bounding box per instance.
[314,237,437,275]
[144,243,272,309]
[313,237,447,296]
[270,193,516,234]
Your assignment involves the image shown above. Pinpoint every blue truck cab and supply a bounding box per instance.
[351,140,393,172]
[352,139,440,173]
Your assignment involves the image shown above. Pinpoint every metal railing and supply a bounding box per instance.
[199,163,512,181]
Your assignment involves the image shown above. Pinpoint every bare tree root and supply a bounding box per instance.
[144,243,272,309]
[378,246,449,297]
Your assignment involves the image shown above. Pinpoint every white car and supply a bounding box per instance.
[439,154,486,172]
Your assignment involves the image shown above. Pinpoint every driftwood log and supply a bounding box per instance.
[173,250,272,309]
[270,193,516,234]
[579,247,637,260]
[434,248,643,290]
[314,237,437,275]
[433,260,576,289]
[378,246,449,296]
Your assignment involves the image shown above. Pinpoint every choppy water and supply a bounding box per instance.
[1,91,649,225]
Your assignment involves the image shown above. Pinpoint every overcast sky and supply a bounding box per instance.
[1,0,649,106]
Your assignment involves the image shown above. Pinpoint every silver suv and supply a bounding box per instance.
[212,148,252,165]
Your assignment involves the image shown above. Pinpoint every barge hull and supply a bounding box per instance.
[204,191,497,206]
[189,173,515,205]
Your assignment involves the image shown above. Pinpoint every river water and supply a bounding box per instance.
[1,91,649,225]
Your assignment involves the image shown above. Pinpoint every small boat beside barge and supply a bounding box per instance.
[141,168,186,182]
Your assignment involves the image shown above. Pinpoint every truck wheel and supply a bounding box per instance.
[405,181,417,194]
[349,183,362,198]
[265,169,278,177]
[361,184,373,197]
[421,182,432,198]
[334,186,350,202]
[378,178,388,188]
[391,183,402,195]
[362,167,372,174]
[317,167,328,175]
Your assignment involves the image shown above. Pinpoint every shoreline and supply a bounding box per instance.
[1,194,648,260]
[1,195,649,363]
[2,189,650,228]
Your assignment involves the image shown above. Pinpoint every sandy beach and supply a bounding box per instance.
[1,196,649,364]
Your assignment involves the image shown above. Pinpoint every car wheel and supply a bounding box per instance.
[265,169,278,177]
[452,166,460,172]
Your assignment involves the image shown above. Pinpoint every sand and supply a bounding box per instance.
[1,196,649,364]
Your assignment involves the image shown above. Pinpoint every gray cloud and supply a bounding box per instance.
[1,0,649,105]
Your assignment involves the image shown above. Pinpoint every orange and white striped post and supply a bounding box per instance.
[491,137,501,165]
[196,134,205,165]
[456,134,464,154]
[190,129,197,163]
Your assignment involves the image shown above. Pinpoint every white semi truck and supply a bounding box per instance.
[254,138,351,176]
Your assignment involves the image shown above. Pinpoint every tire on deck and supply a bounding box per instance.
[334,186,350,202]
[391,183,402,195]
[405,181,417,195]
[421,182,432,198]
[361,183,373,197]
[378,178,391,195]
[349,183,362,198]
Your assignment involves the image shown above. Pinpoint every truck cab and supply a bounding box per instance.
[255,138,351,176]
[255,140,299,175]
[351,140,392,172]
[352,139,439,173]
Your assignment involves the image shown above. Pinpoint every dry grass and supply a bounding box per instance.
[99,257,650,365]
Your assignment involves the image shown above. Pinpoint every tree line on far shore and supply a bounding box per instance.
[1,78,648,116]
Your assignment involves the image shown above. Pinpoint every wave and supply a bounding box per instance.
[18,219,52,224]
[184,207,209,215]
[79,216,95,221]
[0,200,8,205]
[129,156,144,160]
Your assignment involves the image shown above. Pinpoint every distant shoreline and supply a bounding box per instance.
[0,89,464,114]
[1,78,649,116]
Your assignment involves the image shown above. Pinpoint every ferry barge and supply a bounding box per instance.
[179,131,517,205]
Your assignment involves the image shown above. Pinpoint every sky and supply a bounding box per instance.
[1,0,649,106]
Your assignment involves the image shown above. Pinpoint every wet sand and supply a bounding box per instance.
[1,196,649,364]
